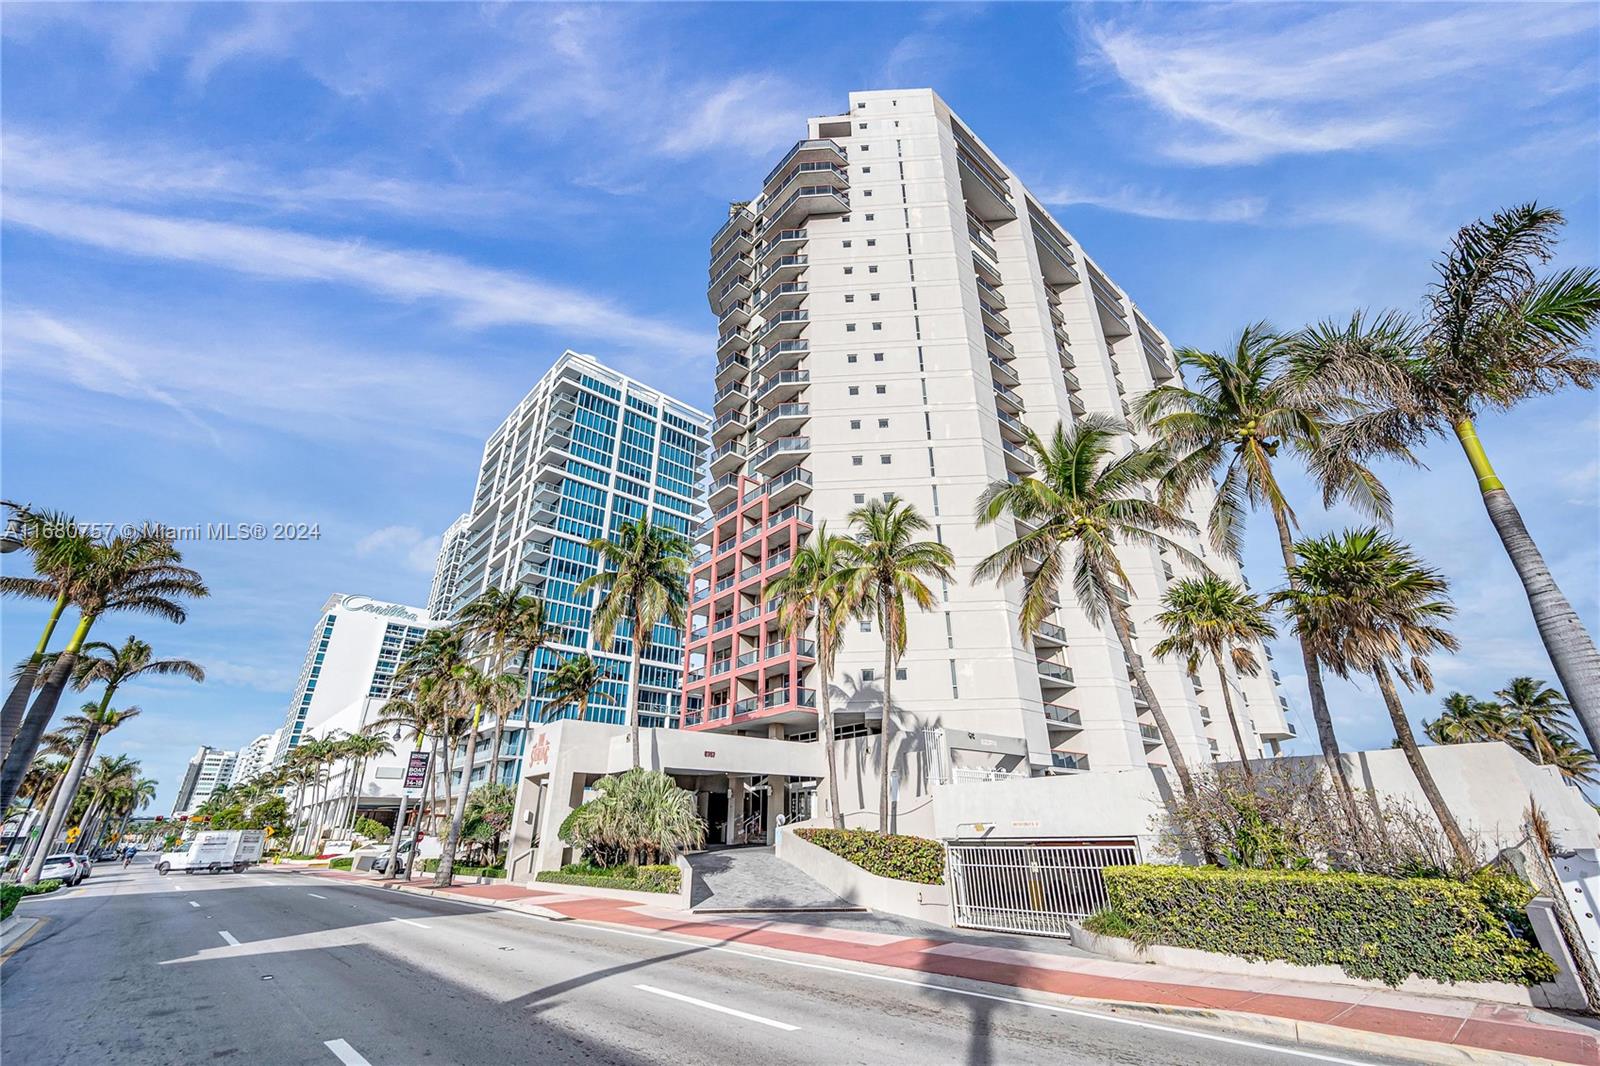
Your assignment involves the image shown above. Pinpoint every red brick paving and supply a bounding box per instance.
[298,870,1600,1064]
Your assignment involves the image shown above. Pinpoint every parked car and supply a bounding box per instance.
[39,853,85,885]
[370,836,440,874]
[75,854,93,879]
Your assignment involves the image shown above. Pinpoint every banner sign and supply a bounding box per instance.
[403,750,432,791]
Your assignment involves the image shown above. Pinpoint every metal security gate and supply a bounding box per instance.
[945,840,1140,938]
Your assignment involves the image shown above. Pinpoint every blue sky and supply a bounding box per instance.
[3,2,1597,812]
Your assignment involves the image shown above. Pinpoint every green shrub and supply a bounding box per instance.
[328,856,354,870]
[1090,864,1557,988]
[417,858,505,878]
[351,817,390,843]
[536,863,680,894]
[794,828,945,885]
[1,880,62,921]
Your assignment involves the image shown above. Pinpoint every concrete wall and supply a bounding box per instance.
[776,826,951,925]
[932,767,1171,857]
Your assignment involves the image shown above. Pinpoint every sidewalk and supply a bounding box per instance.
[304,869,1599,1064]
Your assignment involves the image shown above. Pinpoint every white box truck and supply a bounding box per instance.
[156,830,265,874]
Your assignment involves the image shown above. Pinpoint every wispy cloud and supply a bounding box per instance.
[1083,4,1599,165]
[1040,181,1266,224]
[4,195,708,357]
[355,525,441,575]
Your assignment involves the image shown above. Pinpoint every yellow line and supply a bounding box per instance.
[0,916,50,964]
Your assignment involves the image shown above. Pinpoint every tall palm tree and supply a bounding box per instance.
[764,523,852,828]
[338,730,396,832]
[436,664,519,887]
[508,597,558,730]
[105,775,158,847]
[540,655,608,722]
[1424,693,1512,746]
[1293,204,1600,753]
[576,519,691,770]
[1151,575,1277,778]
[1135,324,1397,816]
[1273,528,1476,869]
[1493,676,1574,767]
[1545,733,1600,788]
[455,589,554,794]
[77,754,140,849]
[0,507,96,760]
[837,497,955,832]
[974,415,1205,802]
[0,528,207,815]
[21,704,140,884]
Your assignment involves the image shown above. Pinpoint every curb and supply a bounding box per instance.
[335,876,574,922]
[0,916,46,963]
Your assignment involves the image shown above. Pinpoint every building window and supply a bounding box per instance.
[852,455,863,466]
[844,294,855,303]
[846,323,857,332]
[873,352,884,362]
[875,384,886,395]
[862,668,875,681]
[871,322,882,331]
[895,667,908,681]
[844,266,854,275]
[862,166,871,173]
[858,122,867,130]
[865,213,875,220]
[847,354,858,363]
[850,419,861,429]
[843,240,852,248]
[878,418,889,428]
[868,265,878,273]
[870,293,881,301]
[854,493,866,504]
[866,239,877,246]
[863,190,873,197]
[860,619,872,632]
[880,455,891,464]
[848,385,860,396]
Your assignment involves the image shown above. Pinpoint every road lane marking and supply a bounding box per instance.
[307,892,328,899]
[324,1039,373,1066]
[389,916,431,929]
[218,931,240,946]
[189,901,201,908]
[634,984,799,1031]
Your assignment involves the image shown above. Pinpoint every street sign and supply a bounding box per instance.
[403,750,431,792]
[264,825,275,837]
[65,826,80,842]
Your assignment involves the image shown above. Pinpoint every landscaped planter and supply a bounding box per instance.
[777,827,951,925]
[1069,914,1586,1011]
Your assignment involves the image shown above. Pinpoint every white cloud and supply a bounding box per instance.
[1040,182,1266,224]
[185,5,301,86]
[1083,5,1599,165]
[657,75,816,159]
[355,525,439,575]
[4,195,709,357]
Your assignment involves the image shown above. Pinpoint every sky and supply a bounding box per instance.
[3,2,1597,813]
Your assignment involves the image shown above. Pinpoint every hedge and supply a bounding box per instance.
[419,859,506,878]
[328,857,354,870]
[794,828,945,885]
[536,862,680,894]
[1,880,62,921]
[1085,864,1556,988]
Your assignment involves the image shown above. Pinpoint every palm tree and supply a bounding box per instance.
[0,507,95,761]
[105,775,158,848]
[1424,693,1512,746]
[0,528,207,815]
[576,519,691,770]
[1493,676,1574,767]
[1545,734,1600,788]
[540,655,609,722]
[508,597,558,729]
[764,523,852,828]
[455,589,555,796]
[1136,324,1397,817]
[1151,575,1277,778]
[436,664,519,887]
[1273,528,1477,869]
[974,416,1205,802]
[835,497,954,832]
[341,730,396,831]
[1293,205,1600,753]
[76,754,140,849]
[21,704,140,884]
[562,769,706,867]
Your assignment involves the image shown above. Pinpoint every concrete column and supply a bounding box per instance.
[726,774,745,844]
[766,775,788,841]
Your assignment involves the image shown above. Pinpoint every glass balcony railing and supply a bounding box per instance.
[1037,660,1074,682]
[767,503,813,529]
[762,138,846,189]
[1051,752,1089,772]
[763,687,817,710]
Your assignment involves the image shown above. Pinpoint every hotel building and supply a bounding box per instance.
[172,745,237,816]
[680,88,1292,777]
[438,351,710,789]
[229,729,281,787]
[426,513,472,619]
[271,594,438,762]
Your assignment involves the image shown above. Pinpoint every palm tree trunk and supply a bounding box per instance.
[437,706,480,887]
[627,633,644,770]
[1093,560,1197,802]
[876,597,894,834]
[0,614,95,816]
[1215,658,1253,779]
[815,613,844,830]
[1372,663,1477,870]
[21,730,94,885]
[1,590,69,761]
[1456,418,1600,756]
[19,773,68,874]
[1268,504,1362,822]
[485,637,509,790]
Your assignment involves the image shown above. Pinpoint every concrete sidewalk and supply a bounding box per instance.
[304,869,1599,1064]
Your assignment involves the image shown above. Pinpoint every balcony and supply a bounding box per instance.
[1037,660,1075,688]
[766,162,849,206]
[711,405,750,445]
[1043,704,1082,729]
[707,472,742,508]
[1050,752,1089,773]
[754,402,810,437]
[983,325,1015,358]
[762,254,809,286]
[755,309,809,346]
[957,147,1016,222]
[716,327,753,359]
[1001,438,1034,474]
[763,687,818,711]
[750,436,810,476]
[967,225,999,264]
[760,228,807,267]
[1033,230,1080,288]
[765,547,792,571]
[988,356,1020,388]
[712,380,748,414]
[737,604,764,624]
[715,353,750,387]
[717,299,752,330]
[767,503,813,531]
[736,649,761,670]
[972,247,1002,286]
[993,384,1025,414]
[755,370,809,407]
[709,274,752,315]
[709,656,732,677]
[707,254,754,300]
[765,639,816,660]
[709,440,746,477]
[1068,392,1087,417]
[996,410,1028,442]
[762,138,847,190]
[976,276,1006,310]
[709,208,755,261]
[733,696,760,718]
[753,339,809,377]
[765,185,849,230]
[979,301,1011,335]
[712,616,735,635]
[764,465,813,508]
[1061,367,1082,393]
[757,282,808,314]
[1139,723,1162,747]
[1033,620,1068,647]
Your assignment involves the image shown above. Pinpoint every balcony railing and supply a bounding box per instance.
[1051,752,1089,772]
[763,687,817,710]
[766,639,816,660]
[1139,723,1162,744]
[753,403,810,436]
[762,138,846,189]
[983,325,1015,356]
[1043,704,1081,727]
[756,282,809,312]
[755,370,810,406]
[767,503,813,529]
[1034,621,1068,644]
[750,436,810,474]
[1037,661,1075,683]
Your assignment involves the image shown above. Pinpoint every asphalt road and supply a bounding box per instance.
[2,855,1401,1066]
